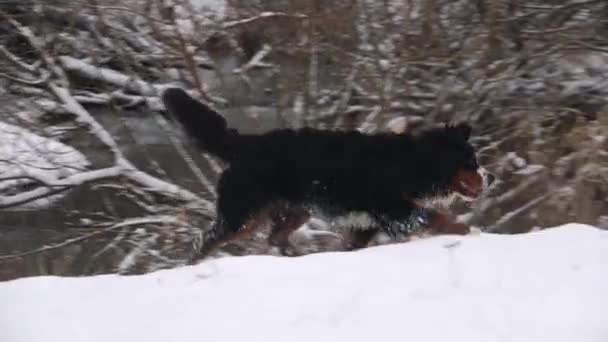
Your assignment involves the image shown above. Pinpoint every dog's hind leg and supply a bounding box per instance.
[189,219,231,263]
[190,214,267,263]
[268,206,310,256]
[345,228,380,251]
[190,166,273,263]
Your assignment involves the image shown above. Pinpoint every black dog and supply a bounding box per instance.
[161,88,492,260]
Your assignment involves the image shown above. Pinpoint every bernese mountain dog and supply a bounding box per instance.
[161,88,494,261]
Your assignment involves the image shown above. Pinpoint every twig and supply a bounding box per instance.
[0,216,183,260]
[153,113,217,198]
[487,195,549,233]
[224,12,307,29]
[0,45,40,72]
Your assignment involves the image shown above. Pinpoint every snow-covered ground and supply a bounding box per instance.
[1,224,607,342]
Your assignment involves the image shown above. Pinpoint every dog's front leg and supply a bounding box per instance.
[268,206,311,256]
[422,209,470,235]
[345,227,380,250]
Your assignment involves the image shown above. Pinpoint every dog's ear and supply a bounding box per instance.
[446,123,472,140]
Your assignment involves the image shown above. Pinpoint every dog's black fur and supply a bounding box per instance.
[162,88,486,259]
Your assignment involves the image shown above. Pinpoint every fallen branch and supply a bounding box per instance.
[58,56,165,96]
[0,166,121,209]
[51,81,213,214]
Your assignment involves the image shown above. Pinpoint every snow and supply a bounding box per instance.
[189,0,226,15]
[0,121,89,209]
[1,224,608,342]
[174,0,226,36]
[514,164,544,176]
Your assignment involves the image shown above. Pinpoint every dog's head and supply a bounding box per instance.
[414,123,494,205]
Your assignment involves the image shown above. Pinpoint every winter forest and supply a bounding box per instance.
[1,0,608,281]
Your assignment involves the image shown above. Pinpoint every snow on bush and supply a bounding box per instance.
[1,224,607,342]
[0,121,90,210]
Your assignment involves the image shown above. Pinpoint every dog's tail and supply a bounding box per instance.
[161,88,238,161]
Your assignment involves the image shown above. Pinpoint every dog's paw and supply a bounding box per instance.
[441,222,471,235]
[269,245,301,257]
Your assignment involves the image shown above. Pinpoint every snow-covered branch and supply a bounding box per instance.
[0,167,120,210]
[224,12,307,29]
[0,15,215,215]
[58,56,165,97]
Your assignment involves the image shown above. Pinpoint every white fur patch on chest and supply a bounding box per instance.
[329,211,376,230]
[416,192,459,209]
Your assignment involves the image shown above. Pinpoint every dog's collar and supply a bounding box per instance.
[382,208,431,237]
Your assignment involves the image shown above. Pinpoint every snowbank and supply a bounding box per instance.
[1,224,607,342]
[0,121,90,210]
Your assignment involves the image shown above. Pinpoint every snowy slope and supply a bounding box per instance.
[1,224,607,342]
